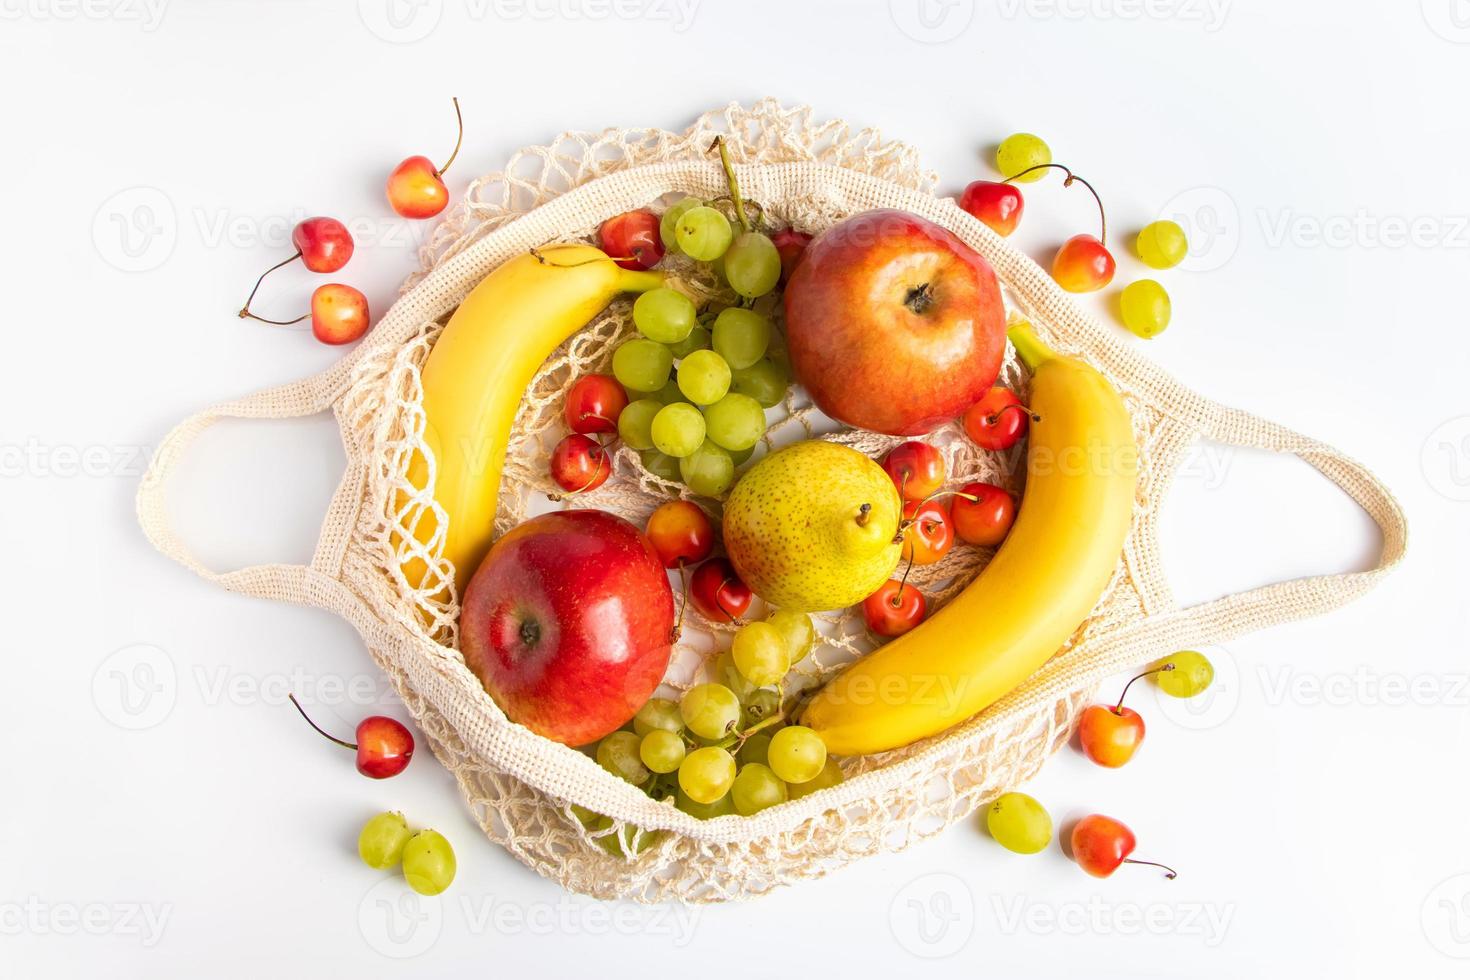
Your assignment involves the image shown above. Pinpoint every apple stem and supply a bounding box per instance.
[1123,858,1178,880]
[237,250,301,320]
[288,693,356,751]
[436,97,463,177]
[1113,663,1175,713]
[1002,163,1108,245]
[710,136,750,233]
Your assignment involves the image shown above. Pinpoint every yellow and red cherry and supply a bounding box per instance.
[289,694,413,778]
[1053,234,1116,293]
[899,498,954,566]
[1077,664,1173,767]
[689,557,751,623]
[771,228,812,285]
[863,578,926,637]
[598,210,665,272]
[645,499,715,569]
[309,284,370,344]
[1072,814,1177,879]
[962,386,1034,452]
[564,374,628,435]
[882,441,945,501]
[951,481,1015,547]
[549,434,610,496]
[958,180,1024,237]
[387,97,463,220]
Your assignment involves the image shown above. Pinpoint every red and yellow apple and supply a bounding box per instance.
[783,209,1006,436]
[459,510,674,746]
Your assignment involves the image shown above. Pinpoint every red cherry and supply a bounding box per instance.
[689,557,751,623]
[387,97,463,220]
[1071,814,1176,879]
[564,374,628,434]
[771,228,812,285]
[598,209,665,271]
[899,498,954,566]
[1077,663,1174,768]
[882,441,945,501]
[288,694,414,779]
[291,216,355,273]
[645,500,715,569]
[862,579,926,637]
[958,180,1024,237]
[310,283,370,345]
[1052,233,1116,293]
[951,481,1015,547]
[549,434,610,495]
[962,387,1032,452]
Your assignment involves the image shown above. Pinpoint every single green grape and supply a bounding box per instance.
[731,763,788,815]
[711,308,772,370]
[633,696,684,736]
[639,729,686,774]
[667,324,711,360]
[767,609,815,663]
[768,726,826,784]
[738,733,772,767]
[660,196,703,253]
[616,398,662,451]
[985,792,1052,854]
[731,620,790,687]
[702,393,765,453]
[1136,220,1189,270]
[1153,650,1214,697]
[730,358,788,409]
[1119,279,1171,339]
[711,651,757,701]
[676,206,734,262]
[680,683,742,740]
[678,439,735,496]
[677,746,737,804]
[786,757,844,799]
[741,688,781,728]
[633,288,697,344]
[358,811,413,870]
[612,338,674,393]
[401,830,456,896]
[650,402,706,458]
[996,132,1051,182]
[639,450,681,482]
[676,787,735,819]
[597,730,651,785]
[676,349,732,406]
[723,231,781,299]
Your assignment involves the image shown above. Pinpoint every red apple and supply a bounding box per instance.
[784,209,1006,435]
[459,510,674,746]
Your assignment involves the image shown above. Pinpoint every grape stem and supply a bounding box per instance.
[1124,858,1178,880]
[710,137,750,233]
[1003,163,1108,245]
[1112,663,1174,714]
[288,693,356,750]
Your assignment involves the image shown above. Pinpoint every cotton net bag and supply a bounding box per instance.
[137,101,1405,903]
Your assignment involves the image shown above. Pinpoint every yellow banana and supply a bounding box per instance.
[801,322,1137,756]
[400,245,663,596]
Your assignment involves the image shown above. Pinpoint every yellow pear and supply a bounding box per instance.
[723,440,902,612]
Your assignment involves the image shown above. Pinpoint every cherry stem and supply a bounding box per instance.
[711,137,750,234]
[549,438,613,501]
[1123,858,1178,880]
[1113,663,1174,713]
[237,250,301,319]
[288,693,356,750]
[715,575,743,625]
[1002,163,1108,245]
[436,97,463,177]
[855,502,873,528]
[672,560,689,642]
[893,551,916,607]
[987,402,1041,426]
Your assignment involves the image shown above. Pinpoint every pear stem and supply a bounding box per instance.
[855,503,872,527]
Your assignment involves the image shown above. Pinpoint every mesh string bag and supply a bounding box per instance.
[137,100,1406,903]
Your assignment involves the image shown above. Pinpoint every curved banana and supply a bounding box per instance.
[801,322,1137,756]
[400,245,663,595]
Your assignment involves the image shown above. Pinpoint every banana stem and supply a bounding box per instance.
[617,268,666,293]
[1007,322,1054,371]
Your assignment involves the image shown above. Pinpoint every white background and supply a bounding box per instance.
[3,1,1468,976]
